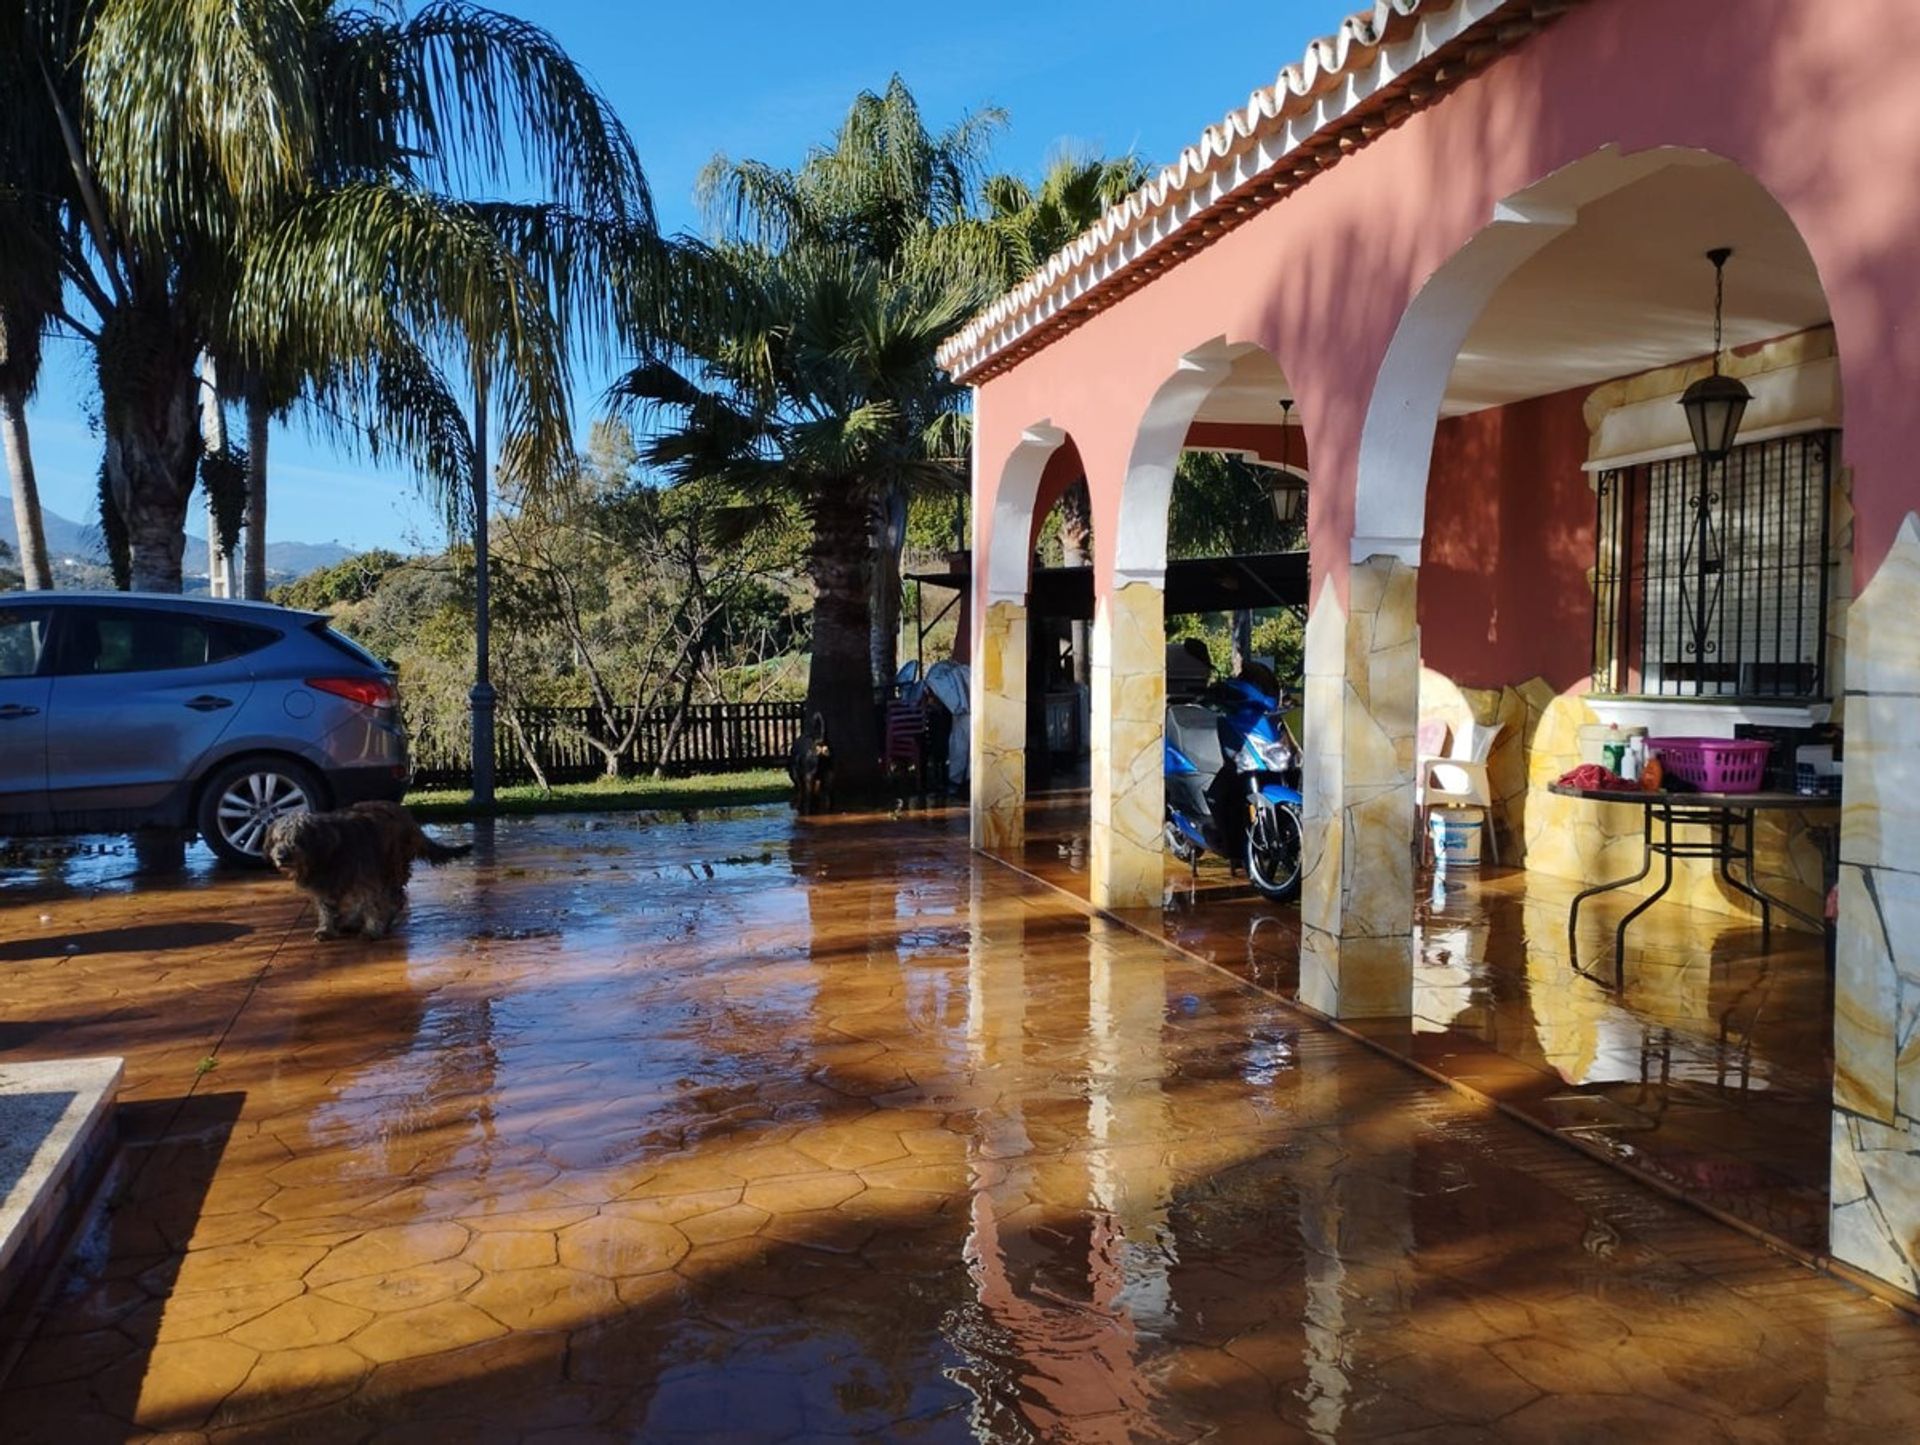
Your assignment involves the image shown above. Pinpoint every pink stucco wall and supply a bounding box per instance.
[1420,386,1595,693]
[1025,440,1086,555]
[972,0,1920,622]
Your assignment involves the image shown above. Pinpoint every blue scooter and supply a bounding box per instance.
[1164,677,1305,901]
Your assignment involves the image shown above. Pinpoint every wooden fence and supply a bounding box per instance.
[409,701,805,789]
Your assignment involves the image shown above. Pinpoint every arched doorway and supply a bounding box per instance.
[1346,142,1847,1254]
[1092,341,1310,912]
[971,422,1081,854]
[1018,439,1099,882]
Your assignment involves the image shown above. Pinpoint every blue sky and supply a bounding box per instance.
[19,0,1335,552]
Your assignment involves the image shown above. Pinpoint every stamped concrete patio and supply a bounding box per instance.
[1018,789,1836,1259]
[0,807,1915,1441]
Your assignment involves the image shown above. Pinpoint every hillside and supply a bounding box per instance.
[0,504,355,582]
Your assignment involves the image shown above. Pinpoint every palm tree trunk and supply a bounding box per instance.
[1,386,54,590]
[810,487,880,800]
[244,380,270,599]
[197,354,233,596]
[105,392,200,595]
[1231,609,1253,674]
[869,487,907,693]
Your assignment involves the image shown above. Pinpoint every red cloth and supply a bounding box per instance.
[1557,763,1636,791]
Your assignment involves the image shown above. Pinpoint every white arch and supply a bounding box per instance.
[1114,340,1240,585]
[1353,145,1724,561]
[983,422,1067,605]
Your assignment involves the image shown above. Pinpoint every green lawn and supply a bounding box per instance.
[406,769,789,821]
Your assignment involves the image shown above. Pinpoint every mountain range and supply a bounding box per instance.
[1,505,355,581]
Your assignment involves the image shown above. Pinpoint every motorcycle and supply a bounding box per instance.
[1163,677,1305,901]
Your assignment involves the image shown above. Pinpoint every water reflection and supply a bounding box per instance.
[4,807,1901,1440]
[1019,786,1833,1255]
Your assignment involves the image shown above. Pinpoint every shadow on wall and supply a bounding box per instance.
[1419,384,1599,696]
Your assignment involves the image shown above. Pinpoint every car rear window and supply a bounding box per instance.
[308,620,388,672]
[0,609,53,678]
[58,610,280,675]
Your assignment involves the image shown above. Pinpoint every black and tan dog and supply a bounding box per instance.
[788,710,833,816]
[265,801,471,940]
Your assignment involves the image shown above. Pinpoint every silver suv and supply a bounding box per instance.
[0,592,407,866]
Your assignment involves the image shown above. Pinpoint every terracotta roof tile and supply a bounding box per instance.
[939,0,1582,382]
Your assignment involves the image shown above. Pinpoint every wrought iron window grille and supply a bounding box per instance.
[1591,430,1835,701]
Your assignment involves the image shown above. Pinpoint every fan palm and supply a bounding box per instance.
[697,78,1002,695]
[981,146,1149,285]
[981,148,1150,679]
[619,243,984,794]
[10,0,652,593]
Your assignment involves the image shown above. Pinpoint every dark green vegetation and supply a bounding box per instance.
[277,421,810,781]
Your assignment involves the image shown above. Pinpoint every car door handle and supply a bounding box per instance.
[0,703,38,720]
[185,695,235,712]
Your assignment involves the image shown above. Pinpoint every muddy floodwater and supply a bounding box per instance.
[0,808,1914,1440]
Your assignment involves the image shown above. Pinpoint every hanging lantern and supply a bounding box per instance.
[1270,398,1307,525]
[1679,247,1752,463]
[1269,473,1307,525]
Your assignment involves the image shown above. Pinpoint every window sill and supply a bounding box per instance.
[1585,695,1833,737]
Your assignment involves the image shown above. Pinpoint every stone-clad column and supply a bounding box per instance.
[1090,581,1165,909]
[1298,555,1418,1018]
[1830,514,1920,1295]
[970,599,1027,854]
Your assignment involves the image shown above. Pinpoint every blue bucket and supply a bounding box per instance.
[1429,807,1485,868]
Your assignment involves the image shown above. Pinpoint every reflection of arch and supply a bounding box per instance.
[1354,144,1832,561]
[1114,340,1297,583]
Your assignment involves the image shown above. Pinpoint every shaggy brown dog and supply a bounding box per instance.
[265,801,471,940]
[788,710,833,815]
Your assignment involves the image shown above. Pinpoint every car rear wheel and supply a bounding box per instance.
[197,758,323,868]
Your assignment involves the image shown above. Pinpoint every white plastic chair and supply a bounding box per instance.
[1418,720,1504,864]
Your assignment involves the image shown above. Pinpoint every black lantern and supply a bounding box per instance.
[1269,398,1307,525]
[1679,247,1751,463]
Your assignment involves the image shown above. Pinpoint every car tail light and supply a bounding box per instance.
[308,676,396,709]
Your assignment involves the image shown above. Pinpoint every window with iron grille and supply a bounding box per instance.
[1591,430,1835,700]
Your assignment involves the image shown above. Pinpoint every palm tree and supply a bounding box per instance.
[619,244,983,796]
[0,4,69,594]
[698,78,1003,695]
[10,0,650,592]
[982,146,1149,284]
[983,148,1150,681]
[0,302,55,592]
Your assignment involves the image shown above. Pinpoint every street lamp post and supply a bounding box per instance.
[469,368,496,813]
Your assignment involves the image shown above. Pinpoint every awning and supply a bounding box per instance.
[908,551,1309,620]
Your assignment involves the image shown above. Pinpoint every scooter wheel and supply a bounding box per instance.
[1246,805,1303,901]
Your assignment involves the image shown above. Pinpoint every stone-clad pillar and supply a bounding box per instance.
[1830,514,1920,1295]
[1298,555,1419,1018]
[971,599,1027,854]
[1090,581,1165,909]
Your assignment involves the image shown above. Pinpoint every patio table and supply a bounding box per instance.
[1546,783,1837,989]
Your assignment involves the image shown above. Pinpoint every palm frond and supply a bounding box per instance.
[332,2,650,224]
[84,0,317,240]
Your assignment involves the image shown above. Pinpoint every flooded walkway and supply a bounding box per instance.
[1021,789,1834,1256]
[0,808,1914,1440]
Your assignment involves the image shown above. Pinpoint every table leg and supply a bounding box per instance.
[1568,803,1653,985]
[1717,807,1825,933]
[1609,812,1676,989]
